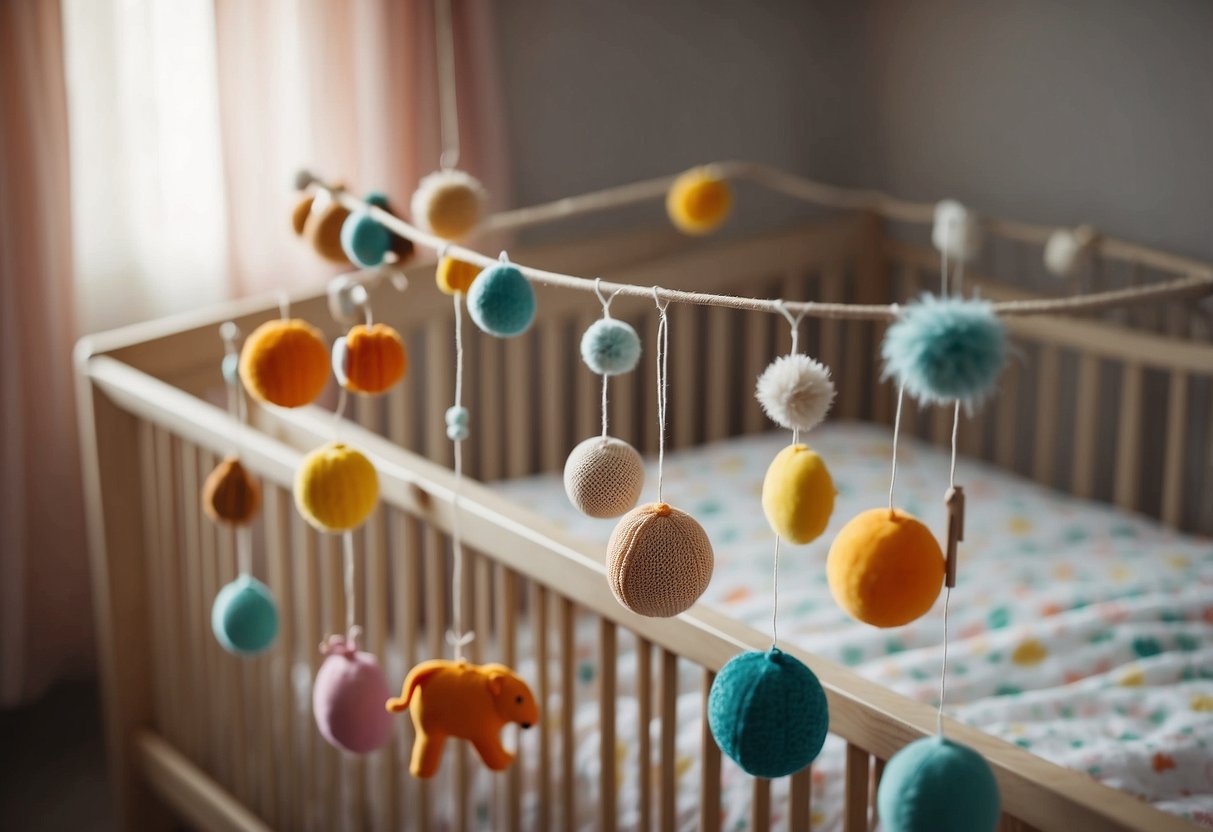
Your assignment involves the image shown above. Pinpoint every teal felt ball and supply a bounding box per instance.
[707,648,829,778]
[466,264,536,338]
[211,575,279,656]
[881,295,1007,407]
[366,191,390,210]
[877,736,1000,832]
[580,318,641,375]
[340,210,392,269]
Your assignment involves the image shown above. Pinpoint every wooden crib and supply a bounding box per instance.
[76,207,1213,832]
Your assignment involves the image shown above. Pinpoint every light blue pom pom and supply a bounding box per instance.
[466,264,536,338]
[580,318,641,375]
[366,191,390,210]
[340,210,391,268]
[211,575,279,656]
[445,406,469,428]
[708,648,829,778]
[447,423,470,441]
[877,736,1000,832]
[882,295,1006,406]
[221,353,239,385]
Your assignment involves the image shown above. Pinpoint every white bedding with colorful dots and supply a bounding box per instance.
[489,421,1213,830]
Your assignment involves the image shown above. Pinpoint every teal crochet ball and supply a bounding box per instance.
[580,318,641,375]
[340,210,391,268]
[466,263,536,337]
[881,295,1006,406]
[708,648,829,778]
[877,736,1000,832]
[211,575,279,656]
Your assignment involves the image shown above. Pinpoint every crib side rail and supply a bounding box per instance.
[78,352,1197,832]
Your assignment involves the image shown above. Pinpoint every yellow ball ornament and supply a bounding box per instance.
[827,508,944,628]
[294,442,379,532]
[666,167,732,235]
[436,256,481,295]
[761,444,835,545]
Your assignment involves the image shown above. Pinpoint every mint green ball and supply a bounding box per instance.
[877,737,1000,832]
[211,575,279,656]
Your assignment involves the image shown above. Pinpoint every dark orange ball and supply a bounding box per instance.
[239,319,331,408]
[203,457,261,525]
[341,324,407,395]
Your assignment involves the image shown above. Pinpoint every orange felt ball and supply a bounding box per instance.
[826,508,944,628]
[239,319,331,408]
[342,324,407,394]
[303,190,352,264]
[203,457,261,525]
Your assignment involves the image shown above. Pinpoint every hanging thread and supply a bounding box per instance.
[595,278,625,440]
[652,288,671,503]
[434,0,460,170]
[447,286,474,659]
[887,381,906,513]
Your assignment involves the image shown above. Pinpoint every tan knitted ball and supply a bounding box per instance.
[606,503,714,617]
[563,436,645,519]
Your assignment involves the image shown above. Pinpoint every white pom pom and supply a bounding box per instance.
[410,169,486,240]
[1044,225,1098,278]
[932,200,983,263]
[756,354,836,432]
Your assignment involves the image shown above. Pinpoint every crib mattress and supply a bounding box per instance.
[493,421,1213,830]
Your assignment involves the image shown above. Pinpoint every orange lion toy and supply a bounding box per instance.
[386,659,539,778]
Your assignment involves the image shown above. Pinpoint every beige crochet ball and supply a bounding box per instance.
[563,436,645,519]
[606,502,714,617]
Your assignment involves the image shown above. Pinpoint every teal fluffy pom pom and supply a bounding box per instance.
[466,263,536,337]
[580,318,641,375]
[341,210,391,268]
[708,648,829,778]
[877,736,1000,832]
[211,575,279,656]
[882,295,1006,406]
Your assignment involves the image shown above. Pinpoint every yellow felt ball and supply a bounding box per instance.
[239,319,331,408]
[827,508,944,628]
[436,256,481,295]
[294,442,379,532]
[666,167,732,235]
[761,444,835,545]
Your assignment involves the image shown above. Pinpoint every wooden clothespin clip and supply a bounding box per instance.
[944,486,965,588]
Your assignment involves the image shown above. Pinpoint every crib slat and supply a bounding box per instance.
[394,512,428,832]
[700,670,721,832]
[751,779,771,830]
[1114,364,1143,510]
[870,757,887,832]
[296,515,321,831]
[426,319,455,468]
[996,358,1021,470]
[531,583,552,832]
[138,424,168,739]
[154,429,185,751]
[479,323,504,480]
[1161,371,1189,526]
[636,638,653,832]
[264,486,294,830]
[599,619,618,832]
[704,306,732,442]
[425,528,446,664]
[790,766,812,830]
[560,597,576,832]
[1032,346,1061,485]
[642,312,659,455]
[177,441,204,764]
[611,316,639,446]
[1072,354,1100,498]
[742,296,772,434]
[819,270,843,397]
[541,320,568,471]
[197,449,224,783]
[506,333,535,478]
[321,533,345,831]
[576,312,600,448]
[845,744,870,832]
[660,649,677,832]
[498,565,521,832]
[672,304,698,448]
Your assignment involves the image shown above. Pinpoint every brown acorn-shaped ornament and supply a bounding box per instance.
[203,457,261,525]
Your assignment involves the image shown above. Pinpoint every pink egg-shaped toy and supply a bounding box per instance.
[312,633,394,754]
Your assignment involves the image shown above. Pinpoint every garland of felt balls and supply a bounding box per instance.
[207,322,279,657]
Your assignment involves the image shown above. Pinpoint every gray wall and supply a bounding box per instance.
[496,0,1213,261]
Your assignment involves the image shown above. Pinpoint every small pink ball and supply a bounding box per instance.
[312,635,394,754]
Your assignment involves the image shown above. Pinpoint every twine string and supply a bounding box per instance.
[447,290,473,659]
[938,398,962,736]
[652,288,671,503]
[434,0,460,170]
[888,382,906,513]
[595,279,625,440]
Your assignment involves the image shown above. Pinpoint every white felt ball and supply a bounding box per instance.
[563,436,645,519]
[1044,225,1098,278]
[580,318,642,376]
[932,200,983,263]
[410,169,486,240]
[755,354,836,433]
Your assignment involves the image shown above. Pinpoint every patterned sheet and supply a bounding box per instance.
[493,421,1213,830]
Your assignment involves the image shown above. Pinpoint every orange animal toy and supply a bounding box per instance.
[386,659,539,778]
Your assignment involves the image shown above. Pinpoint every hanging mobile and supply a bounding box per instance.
[605,289,714,618]
[564,279,645,518]
[207,322,279,657]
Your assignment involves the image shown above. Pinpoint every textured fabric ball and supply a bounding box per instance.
[294,442,380,532]
[827,508,944,627]
[340,210,392,268]
[445,406,470,428]
[303,190,352,264]
[410,169,485,240]
[1043,225,1098,278]
[239,319,331,408]
[338,324,407,394]
[761,444,835,544]
[708,648,829,778]
[606,502,713,617]
[755,353,836,432]
[466,264,536,337]
[932,200,982,263]
[881,295,1007,407]
[291,194,314,236]
[667,167,732,235]
[446,423,469,442]
[211,575,279,655]
[580,318,642,376]
[313,635,394,754]
[203,457,261,525]
[877,737,1000,832]
[563,436,645,519]
[436,256,481,295]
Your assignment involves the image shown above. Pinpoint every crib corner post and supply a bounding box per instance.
[75,355,173,831]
